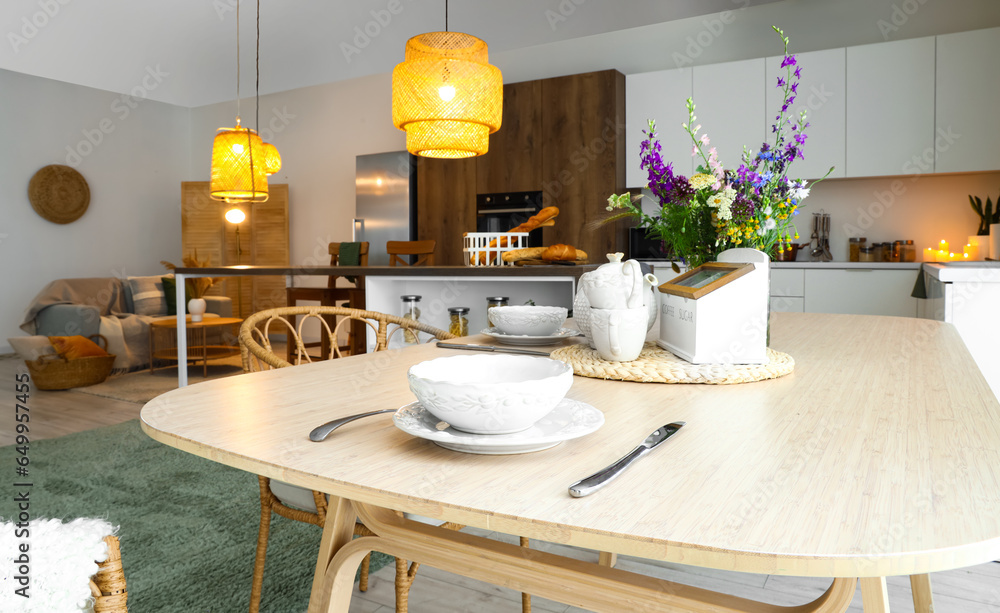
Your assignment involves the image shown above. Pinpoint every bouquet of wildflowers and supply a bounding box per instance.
[607,26,830,269]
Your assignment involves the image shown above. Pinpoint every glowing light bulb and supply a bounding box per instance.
[438,85,456,102]
[376,178,383,187]
[225,208,246,224]
[231,143,245,155]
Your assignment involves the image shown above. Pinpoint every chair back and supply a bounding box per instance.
[239,306,456,371]
[387,240,436,267]
[326,241,369,288]
[91,535,128,612]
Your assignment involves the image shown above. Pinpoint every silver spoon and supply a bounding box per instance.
[309,409,397,442]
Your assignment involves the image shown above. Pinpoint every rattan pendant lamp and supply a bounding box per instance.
[210,0,268,202]
[392,0,503,158]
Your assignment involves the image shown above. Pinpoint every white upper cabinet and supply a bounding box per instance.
[765,48,846,181]
[625,68,693,187]
[846,37,935,177]
[934,27,1000,173]
[692,59,767,172]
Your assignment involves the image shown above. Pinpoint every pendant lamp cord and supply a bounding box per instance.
[235,0,240,121]
[247,0,259,192]
[445,0,448,31]
[255,0,260,132]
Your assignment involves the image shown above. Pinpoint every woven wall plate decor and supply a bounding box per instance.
[28,164,91,224]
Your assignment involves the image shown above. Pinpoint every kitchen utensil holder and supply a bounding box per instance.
[463,232,529,266]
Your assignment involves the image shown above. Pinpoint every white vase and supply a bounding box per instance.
[990,224,1000,261]
[187,297,207,322]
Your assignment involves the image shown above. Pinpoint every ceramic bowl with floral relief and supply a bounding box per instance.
[487,305,567,336]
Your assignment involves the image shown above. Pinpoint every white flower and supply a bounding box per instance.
[787,178,811,201]
[689,173,715,190]
[764,218,777,230]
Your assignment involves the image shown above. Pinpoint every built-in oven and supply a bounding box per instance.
[476,191,544,248]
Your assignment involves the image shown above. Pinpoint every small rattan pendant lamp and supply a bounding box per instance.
[392,1,502,158]
[210,0,268,202]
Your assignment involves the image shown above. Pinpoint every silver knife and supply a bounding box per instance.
[568,422,685,497]
[435,342,550,356]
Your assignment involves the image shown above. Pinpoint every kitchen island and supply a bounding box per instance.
[173,265,594,385]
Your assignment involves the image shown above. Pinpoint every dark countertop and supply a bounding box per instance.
[175,265,597,278]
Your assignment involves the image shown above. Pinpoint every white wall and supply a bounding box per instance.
[187,73,405,286]
[0,68,190,353]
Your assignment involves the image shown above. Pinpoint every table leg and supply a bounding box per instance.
[202,327,208,378]
[909,574,934,612]
[860,577,890,612]
[307,497,358,613]
[148,325,154,375]
[176,274,188,387]
[598,551,618,568]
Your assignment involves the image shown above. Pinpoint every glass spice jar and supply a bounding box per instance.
[448,306,470,337]
[859,246,875,262]
[400,295,422,345]
[904,240,916,262]
[881,242,892,262]
[849,238,865,262]
[486,296,508,328]
[891,240,903,263]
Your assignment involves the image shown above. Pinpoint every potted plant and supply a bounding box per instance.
[161,250,222,322]
[970,191,1000,236]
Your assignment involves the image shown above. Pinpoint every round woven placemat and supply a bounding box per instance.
[28,164,90,224]
[550,342,794,385]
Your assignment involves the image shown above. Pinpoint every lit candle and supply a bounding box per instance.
[923,247,935,262]
[937,250,949,262]
[969,235,982,247]
[939,239,950,254]
[964,243,981,261]
[949,252,958,261]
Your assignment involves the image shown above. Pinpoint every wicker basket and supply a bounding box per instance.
[25,335,116,391]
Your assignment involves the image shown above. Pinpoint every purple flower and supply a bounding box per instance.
[787,95,796,105]
[790,82,798,93]
[776,77,786,87]
[794,133,807,145]
[780,55,797,68]
[794,66,802,78]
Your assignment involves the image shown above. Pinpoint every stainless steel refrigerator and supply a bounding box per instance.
[354,151,416,266]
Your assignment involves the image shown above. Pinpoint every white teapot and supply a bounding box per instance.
[574,254,658,346]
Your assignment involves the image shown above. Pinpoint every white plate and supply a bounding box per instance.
[481,327,582,346]
[393,398,604,455]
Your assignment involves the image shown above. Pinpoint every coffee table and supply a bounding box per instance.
[148,316,243,377]
[141,313,1000,612]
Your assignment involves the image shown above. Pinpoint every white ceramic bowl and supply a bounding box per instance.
[488,305,567,336]
[407,354,574,434]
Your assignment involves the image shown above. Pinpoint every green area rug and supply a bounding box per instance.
[0,419,392,612]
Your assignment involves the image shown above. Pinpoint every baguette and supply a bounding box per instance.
[501,245,588,263]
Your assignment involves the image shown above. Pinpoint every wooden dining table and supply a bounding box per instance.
[140,312,1000,612]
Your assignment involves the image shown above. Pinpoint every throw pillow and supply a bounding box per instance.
[127,275,168,316]
[162,277,177,316]
[49,335,110,359]
[7,336,57,361]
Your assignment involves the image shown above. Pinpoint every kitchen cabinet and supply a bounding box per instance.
[765,48,846,180]
[846,37,935,177]
[769,268,805,313]
[180,182,289,318]
[625,68,693,187]
[476,80,543,193]
[934,27,1000,173]
[416,157,477,266]
[416,70,626,265]
[692,59,766,171]
[803,269,919,317]
[540,70,627,261]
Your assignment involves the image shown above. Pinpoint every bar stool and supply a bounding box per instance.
[284,241,369,361]
[387,240,436,266]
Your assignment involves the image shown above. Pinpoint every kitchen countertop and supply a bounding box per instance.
[176,265,597,278]
[923,261,1000,282]
[637,260,922,270]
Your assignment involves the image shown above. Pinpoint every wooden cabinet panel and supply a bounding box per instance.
[540,70,627,260]
[846,37,935,177]
[626,68,693,186]
[181,182,289,318]
[477,80,542,193]
[416,158,477,265]
[935,27,1000,173]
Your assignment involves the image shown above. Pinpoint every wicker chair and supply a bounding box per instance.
[91,535,128,612]
[239,306,531,612]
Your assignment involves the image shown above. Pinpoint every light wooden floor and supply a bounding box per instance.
[2,355,998,613]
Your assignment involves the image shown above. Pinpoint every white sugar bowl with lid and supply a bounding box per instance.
[407,354,573,434]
